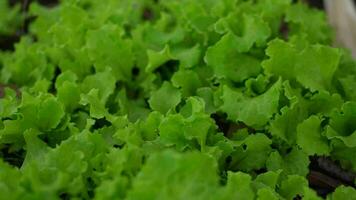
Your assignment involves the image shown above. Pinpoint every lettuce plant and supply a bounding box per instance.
[0,0,355,199]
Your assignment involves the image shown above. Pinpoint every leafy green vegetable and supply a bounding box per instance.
[0,0,356,199]
[328,186,356,200]
[221,79,281,128]
[297,115,330,155]
[267,147,310,177]
[327,102,356,147]
[263,38,341,92]
[127,151,219,200]
[148,81,181,114]
[0,1,22,35]
[205,32,262,82]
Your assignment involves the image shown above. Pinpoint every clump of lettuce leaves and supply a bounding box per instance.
[0,0,355,199]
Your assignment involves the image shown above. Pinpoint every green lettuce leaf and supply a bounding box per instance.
[297,115,331,155]
[327,102,356,147]
[263,39,341,92]
[221,79,281,127]
[127,151,219,200]
[205,32,261,82]
[148,81,181,114]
